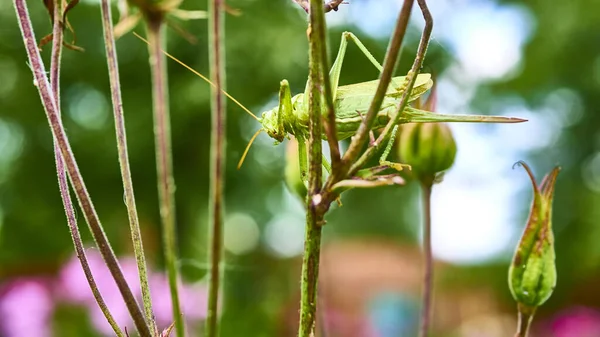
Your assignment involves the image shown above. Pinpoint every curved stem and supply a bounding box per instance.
[99,0,156,332]
[320,0,415,206]
[349,0,432,175]
[146,19,183,337]
[49,1,125,336]
[13,1,151,335]
[419,182,433,337]
[205,0,226,336]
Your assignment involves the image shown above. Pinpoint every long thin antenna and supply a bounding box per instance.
[237,128,263,169]
[133,32,260,121]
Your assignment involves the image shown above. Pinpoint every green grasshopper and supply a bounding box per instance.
[148,31,524,183]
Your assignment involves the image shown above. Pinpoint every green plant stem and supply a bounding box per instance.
[13,1,151,336]
[48,2,125,336]
[313,7,340,172]
[146,19,183,337]
[205,0,226,336]
[99,0,156,332]
[349,0,432,175]
[515,304,536,337]
[319,0,415,208]
[419,182,433,337]
[299,211,323,337]
[298,1,328,336]
[341,0,414,169]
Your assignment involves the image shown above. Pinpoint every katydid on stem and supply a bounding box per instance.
[135,31,525,185]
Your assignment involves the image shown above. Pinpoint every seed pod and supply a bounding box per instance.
[398,122,456,183]
[509,162,561,309]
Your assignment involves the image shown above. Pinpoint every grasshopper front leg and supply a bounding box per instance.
[277,80,311,183]
[379,125,411,171]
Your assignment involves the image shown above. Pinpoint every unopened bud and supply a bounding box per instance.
[509,162,561,309]
[398,122,456,183]
[397,89,456,184]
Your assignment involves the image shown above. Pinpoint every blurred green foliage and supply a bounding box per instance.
[0,0,599,335]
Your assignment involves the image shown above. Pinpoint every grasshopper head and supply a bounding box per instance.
[260,107,286,143]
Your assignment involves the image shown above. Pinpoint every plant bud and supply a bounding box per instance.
[509,162,561,309]
[398,122,456,183]
[397,88,456,184]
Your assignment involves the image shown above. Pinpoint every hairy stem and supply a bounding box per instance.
[13,1,151,336]
[205,0,226,336]
[419,182,433,337]
[100,0,156,332]
[49,0,62,104]
[146,19,183,337]
[49,2,125,336]
[316,12,341,173]
[349,0,432,174]
[321,0,415,197]
[298,0,328,336]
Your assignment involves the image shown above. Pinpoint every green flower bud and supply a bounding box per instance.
[509,162,561,309]
[285,138,307,202]
[397,121,457,184]
[397,88,457,184]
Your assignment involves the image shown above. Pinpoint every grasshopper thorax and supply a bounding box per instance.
[259,107,286,143]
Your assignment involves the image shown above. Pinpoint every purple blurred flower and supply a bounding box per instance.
[57,250,208,335]
[0,278,54,337]
[546,306,600,337]
[58,250,141,335]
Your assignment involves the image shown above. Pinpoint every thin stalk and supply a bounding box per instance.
[515,304,536,337]
[146,19,183,337]
[349,0,432,175]
[49,0,62,103]
[13,1,151,336]
[322,0,415,196]
[419,182,433,337]
[99,0,156,332]
[49,1,124,336]
[298,212,323,337]
[315,9,341,173]
[298,0,328,336]
[205,0,226,336]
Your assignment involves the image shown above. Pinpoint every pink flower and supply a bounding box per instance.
[58,250,141,334]
[547,306,600,337]
[0,278,54,337]
[57,250,208,335]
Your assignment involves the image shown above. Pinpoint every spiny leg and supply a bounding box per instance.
[297,136,308,184]
[379,125,411,171]
[330,31,402,99]
[296,139,334,185]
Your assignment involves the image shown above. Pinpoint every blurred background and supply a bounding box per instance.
[1,0,599,336]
